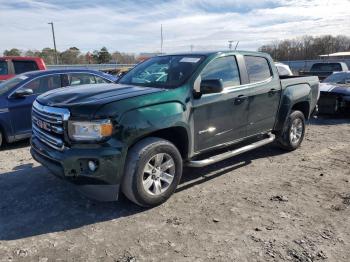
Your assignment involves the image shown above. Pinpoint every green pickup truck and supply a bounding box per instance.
[30,51,319,207]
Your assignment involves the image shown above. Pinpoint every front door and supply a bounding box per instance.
[192,56,249,152]
[9,74,62,138]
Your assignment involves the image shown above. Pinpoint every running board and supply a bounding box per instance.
[186,133,276,168]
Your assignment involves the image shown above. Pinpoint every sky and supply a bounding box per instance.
[0,0,349,54]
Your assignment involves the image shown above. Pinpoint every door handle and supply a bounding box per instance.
[234,95,248,105]
[268,88,278,95]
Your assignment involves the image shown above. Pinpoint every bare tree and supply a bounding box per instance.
[259,35,350,61]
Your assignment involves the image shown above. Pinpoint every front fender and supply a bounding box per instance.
[118,102,190,145]
[274,84,311,132]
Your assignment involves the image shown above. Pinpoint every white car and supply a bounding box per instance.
[275,62,293,76]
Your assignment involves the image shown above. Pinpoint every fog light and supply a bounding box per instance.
[88,160,98,172]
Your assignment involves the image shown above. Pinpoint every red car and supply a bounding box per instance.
[0,56,47,82]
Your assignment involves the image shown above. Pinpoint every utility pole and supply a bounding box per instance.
[228,40,234,50]
[228,40,239,50]
[160,24,163,54]
[48,22,59,64]
[190,45,194,52]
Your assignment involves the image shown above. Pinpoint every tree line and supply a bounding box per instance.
[259,35,350,61]
[2,46,137,65]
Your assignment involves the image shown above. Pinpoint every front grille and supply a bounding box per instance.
[32,100,70,150]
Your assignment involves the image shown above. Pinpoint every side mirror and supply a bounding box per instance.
[13,88,33,98]
[200,79,224,95]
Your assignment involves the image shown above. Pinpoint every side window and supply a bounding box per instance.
[0,61,8,75]
[19,75,61,94]
[13,61,39,74]
[68,73,97,86]
[244,56,272,83]
[201,56,240,88]
[95,76,111,84]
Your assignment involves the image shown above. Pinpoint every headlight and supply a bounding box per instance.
[68,119,113,141]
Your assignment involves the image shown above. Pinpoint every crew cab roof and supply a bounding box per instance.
[159,50,270,57]
[20,68,111,77]
[0,56,43,60]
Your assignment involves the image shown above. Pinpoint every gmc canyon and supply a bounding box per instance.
[30,51,319,207]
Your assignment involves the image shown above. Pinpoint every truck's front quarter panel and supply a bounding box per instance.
[30,86,191,201]
[30,100,128,201]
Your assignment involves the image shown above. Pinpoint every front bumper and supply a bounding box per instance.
[31,136,126,201]
[318,93,350,115]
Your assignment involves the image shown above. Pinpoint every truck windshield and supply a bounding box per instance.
[0,75,28,95]
[323,73,350,84]
[118,55,205,88]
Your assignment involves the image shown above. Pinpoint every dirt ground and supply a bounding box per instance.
[0,117,349,262]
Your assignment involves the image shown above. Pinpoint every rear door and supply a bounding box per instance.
[8,74,62,138]
[192,55,249,152]
[243,55,281,136]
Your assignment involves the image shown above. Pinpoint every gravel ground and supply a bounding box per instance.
[0,117,349,262]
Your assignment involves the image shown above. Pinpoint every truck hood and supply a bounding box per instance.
[37,83,164,107]
[36,83,165,118]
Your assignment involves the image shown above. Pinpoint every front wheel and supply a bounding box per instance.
[122,137,183,207]
[277,110,306,151]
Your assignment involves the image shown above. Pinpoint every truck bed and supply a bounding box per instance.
[280,76,320,116]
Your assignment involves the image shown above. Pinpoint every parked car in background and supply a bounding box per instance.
[275,62,293,76]
[30,51,319,207]
[318,71,350,115]
[0,56,46,82]
[299,62,349,81]
[0,69,117,147]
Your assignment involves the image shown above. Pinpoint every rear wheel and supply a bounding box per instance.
[122,137,183,207]
[277,110,305,151]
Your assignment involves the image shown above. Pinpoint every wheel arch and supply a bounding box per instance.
[128,126,190,160]
[291,101,310,119]
[274,83,312,133]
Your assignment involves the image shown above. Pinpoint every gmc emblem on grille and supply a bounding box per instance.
[35,119,51,132]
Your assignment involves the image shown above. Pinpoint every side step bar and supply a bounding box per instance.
[186,133,276,168]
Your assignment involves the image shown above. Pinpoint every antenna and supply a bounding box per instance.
[234,41,240,50]
[160,24,163,54]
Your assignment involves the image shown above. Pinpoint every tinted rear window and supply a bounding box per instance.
[311,63,342,72]
[244,56,272,83]
[0,60,8,75]
[13,60,39,74]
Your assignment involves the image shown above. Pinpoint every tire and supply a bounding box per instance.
[122,137,183,207]
[277,110,306,151]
